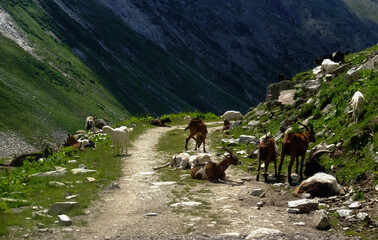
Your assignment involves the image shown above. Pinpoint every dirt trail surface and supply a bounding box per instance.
[52,126,354,240]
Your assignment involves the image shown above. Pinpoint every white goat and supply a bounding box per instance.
[102,126,131,155]
[153,153,190,170]
[189,153,212,168]
[321,59,339,76]
[348,91,365,124]
[221,110,243,121]
[85,116,95,130]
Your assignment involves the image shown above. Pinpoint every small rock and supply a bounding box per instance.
[48,202,80,215]
[65,195,77,200]
[348,201,362,209]
[62,227,73,232]
[256,202,265,208]
[49,181,65,187]
[170,201,203,207]
[145,213,158,217]
[336,209,354,218]
[58,214,72,226]
[222,209,238,214]
[241,177,252,181]
[302,193,311,199]
[67,160,77,164]
[71,168,97,175]
[287,208,301,214]
[357,212,370,221]
[313,210,331,230]
[251,189,263,196]
[245,228,282,239]
[259,193,265,198]
[36,223,45,229]
[293,222,306,226]
[110,182,121,190]
[287,199,319,213]
[86,177,96,182]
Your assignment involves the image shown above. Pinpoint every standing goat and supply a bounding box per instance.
[191,148,241,182]
[102,126,132,155]
[348,91,365,124]
[278,123,315,184]
[185,118,208,152]
[256,136,279,182]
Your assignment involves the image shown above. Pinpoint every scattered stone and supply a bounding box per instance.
[313,210,331,230]
[336,209,354,218]
[145,213,158,217]
[48,181,65,187]
[65,195,77,200]
[110,182,121,190]
[30,167,66,177]
[287,208,301,214]
[58,214,72,226]
[221,138,239,145]
[152,181,176,186]
[247,120,260,127]
[71,168,97,175]
[67,160,77,164]
[256,202,265,208]
[48,202,80,215]
[241,177,252,181]
[357,212,369,221]
[36,222,45,229]
[170,201,203,207]
[287,199,319,213]
[302,193,311,199]
[62,227,73,232]
[348,201,362,209]
[251,189,263,196]
[278,89,297,105]
[293,222,306,226]
[245,228,282,239]
[86,177,96,182]
[222,209,238,214]
[273,183,285,188]
[0,197,30,204]
[375,184,378,192]
[32,210,52,218]
[219,233,240,237]
[259,193,265,198]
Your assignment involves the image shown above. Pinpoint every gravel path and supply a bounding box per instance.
[44,126,357,240]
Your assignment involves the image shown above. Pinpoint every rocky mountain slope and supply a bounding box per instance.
[0,0,377,149]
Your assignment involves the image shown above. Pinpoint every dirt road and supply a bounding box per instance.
[54,126,353,240]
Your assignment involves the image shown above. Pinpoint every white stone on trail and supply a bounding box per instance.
[219,232,240,237]
[246,228,282,239]
[170,201,203,207]
[135,172,154,176]
[71,168,97,175]
[145,213,157,217]
[152,181,176,186]
[215,197,230,201]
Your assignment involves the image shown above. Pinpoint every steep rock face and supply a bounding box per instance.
[97,0,378,99]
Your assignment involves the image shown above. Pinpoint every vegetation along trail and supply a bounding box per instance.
[60,125,353,240]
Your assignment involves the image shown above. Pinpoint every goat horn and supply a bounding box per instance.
[308,149,333,163]
[298,123,310,131]
[223,147,237,159]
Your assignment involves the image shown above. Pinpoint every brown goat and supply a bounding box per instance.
[278,123,315,184]
[256,136,278,182]
[191,148,241,182]
[150,117,172,127]
[222,119,231,132]
[64,134,85,151]
[185,118,208,152]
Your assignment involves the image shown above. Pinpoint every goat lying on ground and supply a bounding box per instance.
[221,110,243,121]
[348,91,365,124]
[102,126,132,155]
[185,118,208,152]
[278,123,315,184]
[0,147,53,167]
[150,117,172,127]
[256,136,279,182]
[191,148,241,182]
[293,172,341,198]
[153,152,190,170]
[64,134,86,151]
